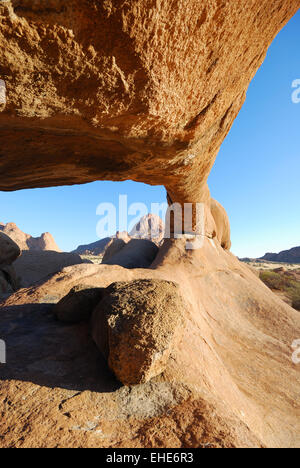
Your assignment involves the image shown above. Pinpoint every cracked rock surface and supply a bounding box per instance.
[92,279,186,385]
[1,238,299,447]
[0,0,298,208]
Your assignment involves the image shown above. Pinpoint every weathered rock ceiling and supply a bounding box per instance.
[0,0,298,203]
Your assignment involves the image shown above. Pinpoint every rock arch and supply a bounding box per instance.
[0,0,298,208]
[0,1,300,448]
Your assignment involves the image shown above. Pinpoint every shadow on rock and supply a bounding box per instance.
[0,302,120,393]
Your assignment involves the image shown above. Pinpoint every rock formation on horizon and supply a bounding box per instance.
[130,213,165,245]
[73,237,115,256]
[73,214,164,255]
[0,222,61,252]
[260,246,300,264]
[73,230,131,256]
[0,223,84,289]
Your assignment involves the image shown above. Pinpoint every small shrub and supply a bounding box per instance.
[289,283,300,311]
[260,270,300,312]
[259,271,286,290]
[292,299,300,311]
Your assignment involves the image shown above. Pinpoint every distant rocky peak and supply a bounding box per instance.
[130,214,164,243]
[0,222,61,252]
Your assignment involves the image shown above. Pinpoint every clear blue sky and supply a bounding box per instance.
[0,11,299,257]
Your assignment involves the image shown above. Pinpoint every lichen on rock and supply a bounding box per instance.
[92,279,186,385]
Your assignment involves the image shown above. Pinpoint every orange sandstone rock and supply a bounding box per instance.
[1,238,300,447]
[0,0,298,210]
[0,222,61,252]
[92,279,185,385]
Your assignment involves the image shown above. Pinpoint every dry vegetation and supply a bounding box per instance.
[80,255,103,265]
[259,269,300,311]
[241,260,300,311]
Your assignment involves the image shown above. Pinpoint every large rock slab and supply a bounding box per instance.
[0,266,17,295]
[92,279,185,385]
[101,238,128,264]
[0,231,20,266]
[102,239,159,269]
[0,232,20,295]
[0,1,298,208]
[0,287,262,448]
[13,250,84,287]
[2,237,299,447]
[54,284,104,323]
